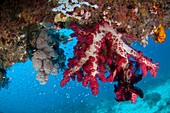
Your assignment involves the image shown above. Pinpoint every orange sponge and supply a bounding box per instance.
[154,24,166,43]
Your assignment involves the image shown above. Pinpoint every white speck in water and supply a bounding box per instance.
[85,93,89,97]
[53,84,56,88]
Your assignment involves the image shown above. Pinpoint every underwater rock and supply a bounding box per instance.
[0,69,10,90]
[143,92,161,108]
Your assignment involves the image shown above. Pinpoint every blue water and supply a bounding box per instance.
[0,30,170,113]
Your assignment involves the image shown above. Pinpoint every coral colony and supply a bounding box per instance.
[60,23,159,103]
[0,0,170,103]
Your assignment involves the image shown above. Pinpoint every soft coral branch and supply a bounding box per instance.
[61,22,159,103]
